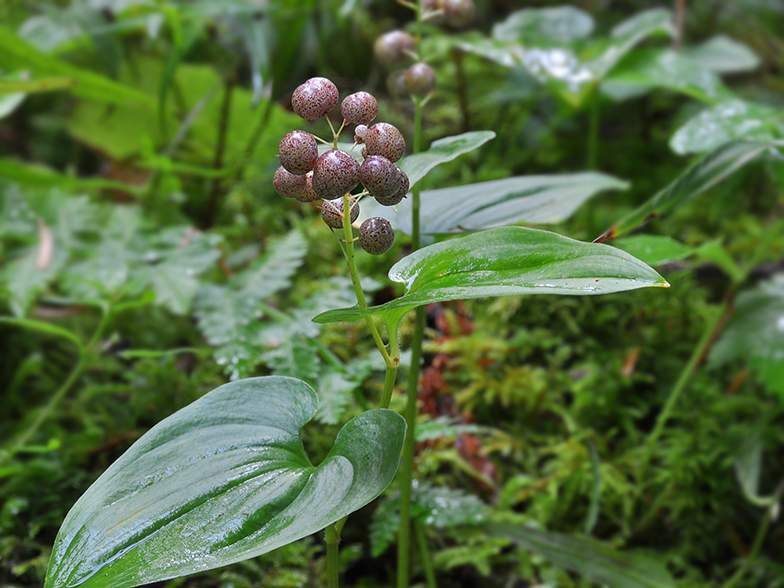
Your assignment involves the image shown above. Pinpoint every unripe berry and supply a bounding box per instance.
[354,124,369,143]
[405,63,436,97]
[294,171,321,203]
[341,92,378,125]
[444,0,475,27]
[292,77,339,121]
[322,197,360,229]
[386,70,410,100]
[374,30,416,65]
[278,130,318,175]
[375,166,409,206]
[273,166,307,199]
[365,122,406,163]
[313,150,360,199]
[359,217,395,255]
[359,156,398,199]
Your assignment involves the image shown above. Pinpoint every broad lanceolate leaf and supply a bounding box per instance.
[491,6,594,44]
[682,35,760,74]
[314,227,668,325]
[399,131,496,190]
[487,522,676,588]
[602,49,733,104]
[595,141,778,243]
[370,173,628,235]
[45,377,406,588]
[670,99,784,155]
[709,275,784,398]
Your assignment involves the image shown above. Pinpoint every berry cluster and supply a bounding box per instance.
[273,77,407,255]
[374,0,475,99]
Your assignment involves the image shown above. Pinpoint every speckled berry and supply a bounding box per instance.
[341,92,378,125]
[294,171,321,203]
[312,150,360,199]
[386,70,410,99]
[359,217,395,255]
[365,122,405,163]
[322,197,360,229]
[444,0,475,27]
[354,124,369,143]
[375,166,409,206]
[405,63,436,97]
[292,77,339,121]
[273,166,307,199]
[359,156,398,199]
[278,130,318,175]
[374,30,416,65]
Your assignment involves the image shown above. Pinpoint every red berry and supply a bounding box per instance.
[322,197,360,229]
[444,0,475,26]
[404,63,436,97]
[359,156,398,199]
[341,92,378,125]
[292,77,339,121]
[278,130,318,175]
[359,217,395,255]
[313,150,360,199]
[294,171,321,203]
[375,166,409,206]
[374,31,416,65]
[365,123,406,163]
[273,166,307,199]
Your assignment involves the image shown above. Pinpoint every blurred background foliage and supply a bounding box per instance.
[1,0,784,586]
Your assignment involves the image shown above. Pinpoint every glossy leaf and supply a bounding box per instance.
[709,275,784,398]
[399,131,496,190]
[487,522,676,588]
[492,6,594,44]
[314,227,668,325]
[682,35,760,74]
[595,141,777,242]
[670,99,784,155]
[611,235,694,266]
[45,376,406,588]
[0,26,150,105]
[363,173,627,236]
[602,49,733,104]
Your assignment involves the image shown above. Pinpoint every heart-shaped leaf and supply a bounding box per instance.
[363,173,628,235]
[45,376,406,588]
[314,227,668,326]
[595,141,778,242]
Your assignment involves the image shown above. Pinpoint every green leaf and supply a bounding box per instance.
[602,49,734,104]
[682,35,760,74]
[595,141,777,242]
[45,376,406,588]
[0,317,83,353]
[0,26,150,105]
[0,158,139,194]
[670,99,784,155]
[399,131,496,190]
[492,6,594,44]
[709,275,784,398]
[487,522,676,588]
[370,173,628,235]
[611,235,694,266]
[314,227,668,325]
[0,76,77,93]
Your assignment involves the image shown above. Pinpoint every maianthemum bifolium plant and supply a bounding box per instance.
[39,2,699,588]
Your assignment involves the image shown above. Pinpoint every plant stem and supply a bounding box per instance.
[380,328,401,409]
[722,503,774,588]
[414,519,438,588]
[398,90,425,588]
[325,523,341,588]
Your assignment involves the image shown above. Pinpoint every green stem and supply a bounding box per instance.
[326,523,341,588]
[414,519,438,588]
[379,328,401,409]
[722,504,773,588]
